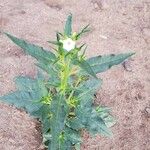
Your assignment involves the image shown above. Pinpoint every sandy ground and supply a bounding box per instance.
[0,0,150,149]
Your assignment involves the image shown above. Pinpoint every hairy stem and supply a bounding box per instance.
[59,54,71,94]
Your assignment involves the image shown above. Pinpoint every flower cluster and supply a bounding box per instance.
[60,38,76,51]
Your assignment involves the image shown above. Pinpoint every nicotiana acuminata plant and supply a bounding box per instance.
[0,14,134,150]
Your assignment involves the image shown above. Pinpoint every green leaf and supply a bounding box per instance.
[32,105,51,133]
[0,75,48,114]
[72,78,101,109]
[66,117,84,130]
[15,76,39,91]
[87,53,135,74]
[88,108,113,136]
[96,107,116,128]
[77,78,102,99]
[36,62,60,87]
[78,59,97,78]
[76,24,90,39]
[75,143,81,150]
[15,76,37,91]
[49,94,68,150]
[58,127,81,150]
[37,69,45,80]
[56,32,60,42]
[64,14,72,36]
[67,81,112,138]
[65,128,82,145]
[0,91,42,113]
[73,78,112,137]
[43,133,52,146]
[32,104,49,121]
[47,40,60,46]
[15,75,48,96]
[5,33,56,63]
[36,61,58,77]
[75,105,112,137]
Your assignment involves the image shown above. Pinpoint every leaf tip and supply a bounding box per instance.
[129,52,136,56]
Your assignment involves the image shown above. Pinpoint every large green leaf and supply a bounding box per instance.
[0,75,48,113]
[88,108,112,136]
[64,14,72,36]
[49,94,68,150]
[87,53,135,74]
[5,33,56,63]
[71,78,112,137]
[0,91,42,113]
[75,103,112,137]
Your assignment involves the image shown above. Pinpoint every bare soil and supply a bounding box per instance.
[0,0,150,150]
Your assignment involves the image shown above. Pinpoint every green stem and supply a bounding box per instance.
[67,78,81,101]
[60,55,70,94]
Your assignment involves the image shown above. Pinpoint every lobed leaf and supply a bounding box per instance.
[0,91,42,113]
[0,75,48,113]
[75,105,112,137]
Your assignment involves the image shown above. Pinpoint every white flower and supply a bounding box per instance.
[61,38,76,51]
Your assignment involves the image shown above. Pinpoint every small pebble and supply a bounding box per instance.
[94,2,100,9]
[99,34,108,39]
[122,60,133,72]
[92,0,109,10]
[145,107,150,115]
